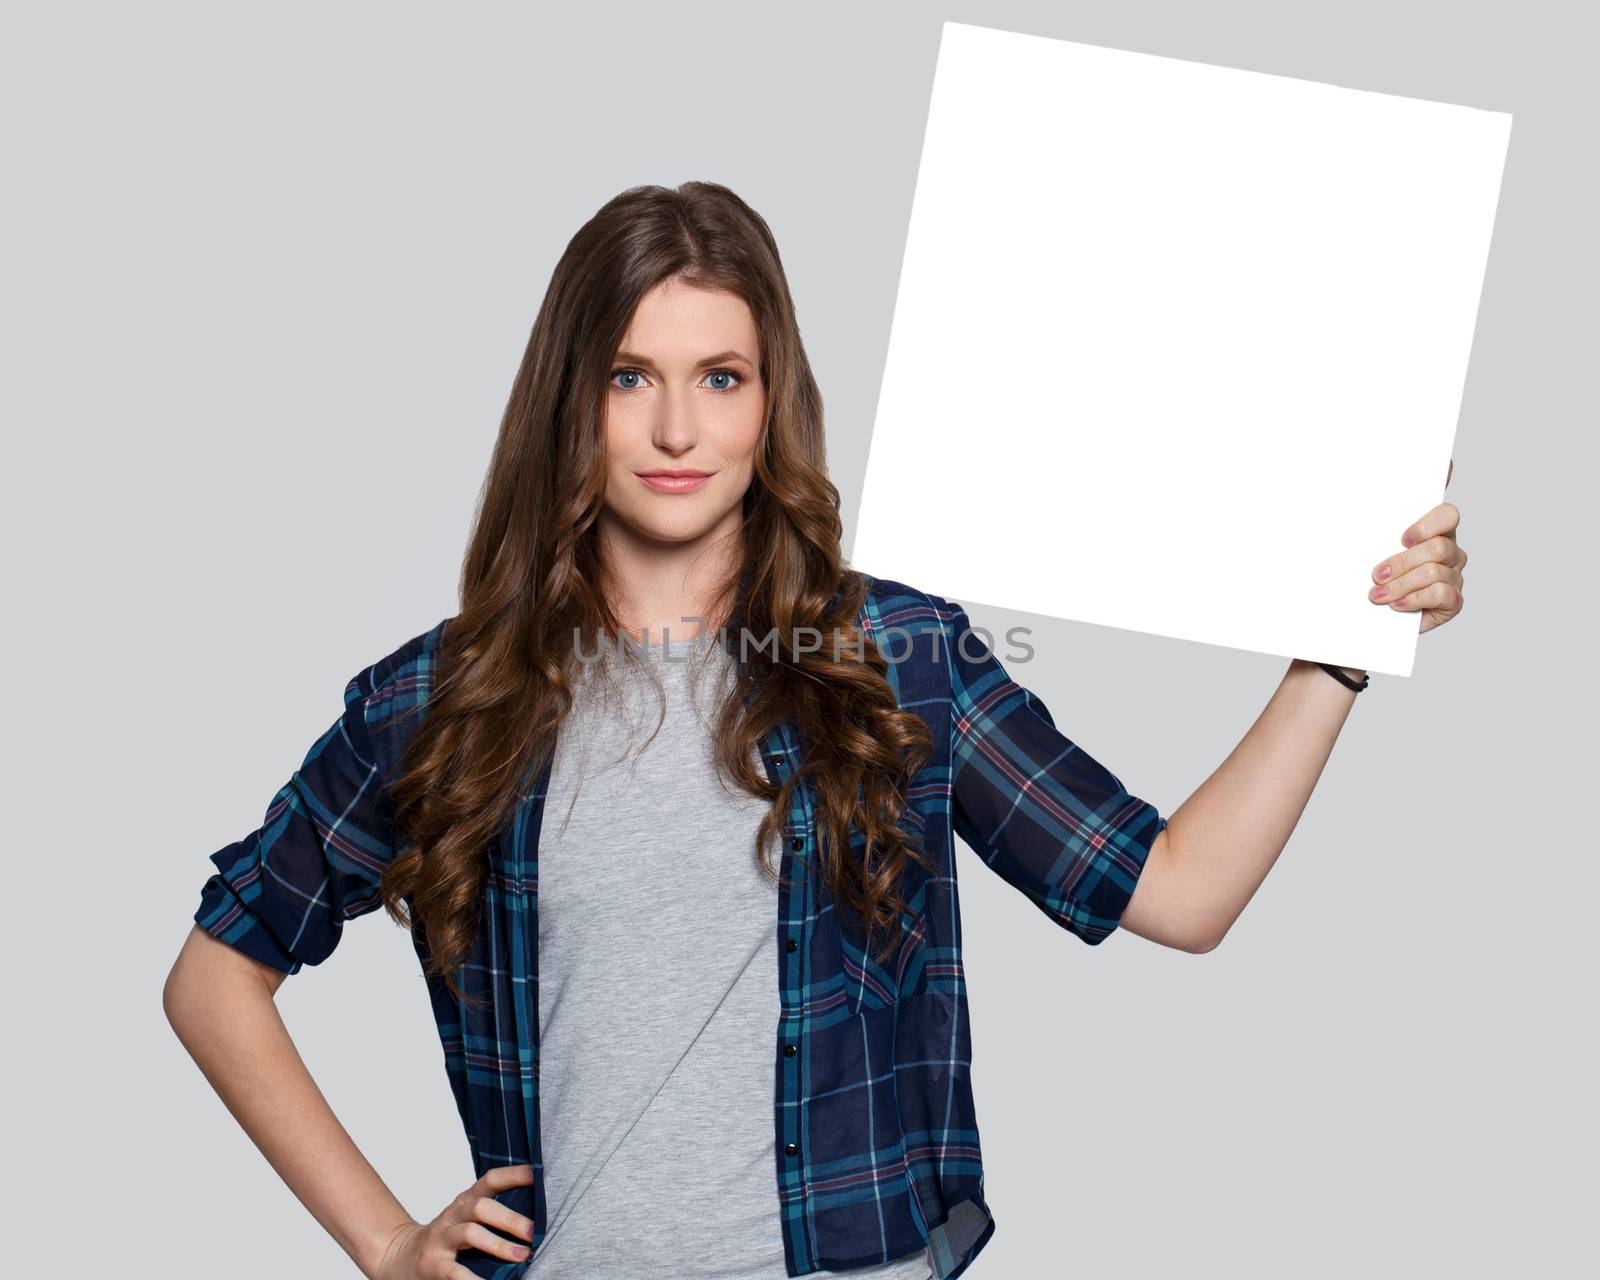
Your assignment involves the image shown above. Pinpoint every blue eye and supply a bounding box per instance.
[607,367,744,393]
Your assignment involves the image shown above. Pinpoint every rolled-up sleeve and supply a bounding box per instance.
[192,661,399,974]
[940,598,1166,945]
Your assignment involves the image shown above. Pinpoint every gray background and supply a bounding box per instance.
[3,1,1592,1275]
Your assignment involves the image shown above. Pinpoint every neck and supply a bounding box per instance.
[596,512,742,643]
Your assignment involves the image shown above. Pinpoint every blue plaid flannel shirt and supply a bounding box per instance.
[193,574,1167,1278]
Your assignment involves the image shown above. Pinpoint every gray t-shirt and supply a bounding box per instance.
[526,629,932,1279]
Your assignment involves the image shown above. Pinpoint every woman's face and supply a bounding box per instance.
[600,276,765,558]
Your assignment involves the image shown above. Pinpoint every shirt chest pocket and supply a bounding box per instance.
[829,814,934,1017]
[838,912,930,1016]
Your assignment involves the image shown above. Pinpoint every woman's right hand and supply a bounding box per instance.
[374,1164,538,1278]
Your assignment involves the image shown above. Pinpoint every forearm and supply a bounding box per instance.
[165,930,414,1276]
[1164,659,1365,949]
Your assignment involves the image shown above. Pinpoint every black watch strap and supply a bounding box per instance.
[1317,662,1370,692]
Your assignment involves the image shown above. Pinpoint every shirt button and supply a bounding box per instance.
[785,938,798,953]
[790,836,803,851]
[784,1142,798,1157]
[784,1043,797,1057]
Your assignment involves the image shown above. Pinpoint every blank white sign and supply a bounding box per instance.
[851,22,1512,677]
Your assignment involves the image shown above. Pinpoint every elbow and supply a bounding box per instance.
[1173,899,1233,954]
[163,949,203,1040]
[163,927,230,1039]
[1188,914,1233,954]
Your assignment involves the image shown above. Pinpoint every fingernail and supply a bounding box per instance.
[515,1245,530,1258]
[1375,564,1392,581]
[1370,585,1387,600]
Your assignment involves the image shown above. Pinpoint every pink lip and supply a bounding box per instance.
[638,472,712,494]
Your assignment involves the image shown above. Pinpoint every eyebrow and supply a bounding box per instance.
[612,349,756,371]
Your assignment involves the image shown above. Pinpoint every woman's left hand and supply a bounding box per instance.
[1369,460,1467,636]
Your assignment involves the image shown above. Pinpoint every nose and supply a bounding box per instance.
[651,388,699,455]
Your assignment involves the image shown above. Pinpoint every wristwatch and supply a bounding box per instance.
[1316,662,1370,693]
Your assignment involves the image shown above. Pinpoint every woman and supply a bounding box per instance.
[164,181,1467,1280]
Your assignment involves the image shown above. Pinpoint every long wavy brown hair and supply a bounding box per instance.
[379,181,935,1006]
